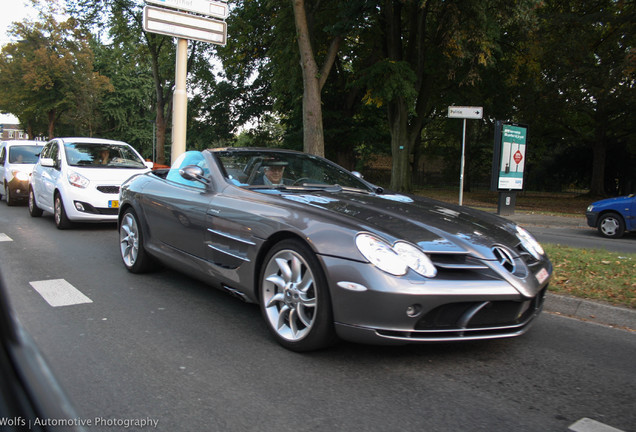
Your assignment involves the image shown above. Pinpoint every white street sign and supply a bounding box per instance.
[448,106,484,119]
[146,0,228,19]
[143,5,227,45]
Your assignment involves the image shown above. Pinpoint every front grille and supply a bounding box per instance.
[97,185,120,194]
[415,288,546,331]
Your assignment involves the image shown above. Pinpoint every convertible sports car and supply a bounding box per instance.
[118,148,552,351]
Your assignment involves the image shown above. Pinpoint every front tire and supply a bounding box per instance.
[4,183,16,206]
[28,187,43,217]
[54,193,72,229]
[119,208,155,273]
[259,239,336,352]
[597,212,625,238]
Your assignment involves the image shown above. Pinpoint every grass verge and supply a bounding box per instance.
[543,244,636,309]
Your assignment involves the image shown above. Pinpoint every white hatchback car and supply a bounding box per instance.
[29,137,151,229]
[0,140,44,206]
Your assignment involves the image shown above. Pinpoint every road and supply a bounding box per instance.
[1,204,635,432]
[527,226,636,254]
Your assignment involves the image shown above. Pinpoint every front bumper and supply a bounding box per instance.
[8,178,30,200]
[320,255,550,345]
[585,211,598,228]
[62,186,120,222]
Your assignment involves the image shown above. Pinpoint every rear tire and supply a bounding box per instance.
[28,188,43,217]
[119,208,156,273]
[54,193,72,229]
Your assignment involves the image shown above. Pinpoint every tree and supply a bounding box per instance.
[291,0,343,156]
[0,0,111,138]
[352,1,541,192]
[522,0,636,196]
[68,0,179,164]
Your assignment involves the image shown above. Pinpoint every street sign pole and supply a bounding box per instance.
[172,38,188,164]
[448,106,483,206]
[459,118,467,206]
[143,1,228,164]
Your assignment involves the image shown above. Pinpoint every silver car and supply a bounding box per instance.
[118,148,552,351]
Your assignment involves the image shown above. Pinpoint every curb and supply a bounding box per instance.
[545,293,636,331]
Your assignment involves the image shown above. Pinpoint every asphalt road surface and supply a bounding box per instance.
[1,204,634,432]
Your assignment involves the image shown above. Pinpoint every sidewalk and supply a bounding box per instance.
[498,211,635,332]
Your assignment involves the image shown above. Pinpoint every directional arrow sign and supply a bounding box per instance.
[146,0,228,20]
[447,106,484,119]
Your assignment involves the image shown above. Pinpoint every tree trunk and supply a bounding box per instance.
[388,99,413,192]
[47,110,56,140]
[590,138,607,196]
[292,0,325,157]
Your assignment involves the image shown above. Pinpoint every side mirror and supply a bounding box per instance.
[351,171,363,179]
[144,161,154,169]
[179,165,209,185]
[40,157,56,168]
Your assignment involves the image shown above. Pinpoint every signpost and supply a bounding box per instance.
[143,0,228,164]
[447,106,483,206]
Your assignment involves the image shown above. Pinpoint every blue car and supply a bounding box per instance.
[586,195,635,238]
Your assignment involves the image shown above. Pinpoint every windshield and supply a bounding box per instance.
[214,149,372,191]
[8,145,43,164]
[64,142,146,169]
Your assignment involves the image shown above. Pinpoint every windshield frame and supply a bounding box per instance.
[212,149,374,192]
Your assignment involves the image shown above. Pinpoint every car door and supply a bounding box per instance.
[0,144,7,186]
[627,196,636,231]
[34,141,62,211]
[140,152,213,261]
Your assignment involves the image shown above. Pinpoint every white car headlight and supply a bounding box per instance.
[12,170,29,181]
[355,233,437,278]
[586,205,594,212]
[516,226,545,260]
[67,171,90,189]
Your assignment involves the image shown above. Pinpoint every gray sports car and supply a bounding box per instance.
[118,148,552,351]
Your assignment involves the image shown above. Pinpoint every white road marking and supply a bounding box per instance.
[0,233,13,242]
[29,279,93,307]
[569,418,625,432]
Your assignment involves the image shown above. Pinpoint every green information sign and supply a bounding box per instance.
[497,124,527,190]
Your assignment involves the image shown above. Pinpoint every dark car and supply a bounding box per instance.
[118,148,552,351]
[586,195,635,238]
[0,271,84,431]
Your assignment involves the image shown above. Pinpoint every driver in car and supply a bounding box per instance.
[253,160,287,186]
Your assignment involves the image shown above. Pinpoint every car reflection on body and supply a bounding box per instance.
[28,138,151,229]
[586,194,635,238]
[118,148,552,351]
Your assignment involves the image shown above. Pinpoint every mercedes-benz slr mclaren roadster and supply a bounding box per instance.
[118,148,552,351]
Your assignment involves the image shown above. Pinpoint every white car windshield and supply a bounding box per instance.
[64,142,146,169]
[9,146,43,164]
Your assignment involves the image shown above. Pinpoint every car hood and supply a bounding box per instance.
[70,166,150,184]
[590,195,634,209]
[274,189,521,258]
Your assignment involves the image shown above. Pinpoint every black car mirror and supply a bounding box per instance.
[179,165,209,185]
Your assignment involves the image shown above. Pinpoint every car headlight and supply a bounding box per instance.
[67,171,90,188]
[355,233,437,278]
[586,205,594,212]
[12,170,29,181]
[516,226,545,260]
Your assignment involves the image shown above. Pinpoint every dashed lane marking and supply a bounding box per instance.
[569,418,625,432]
[0,233,13,242]
[29,279,93,307]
